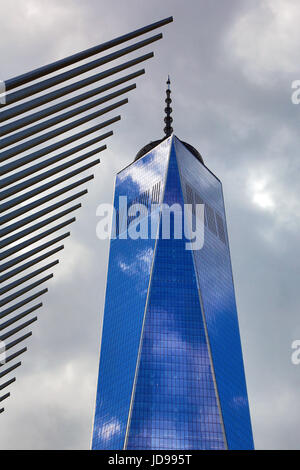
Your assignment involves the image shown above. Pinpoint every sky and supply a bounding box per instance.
[1,0,300,450]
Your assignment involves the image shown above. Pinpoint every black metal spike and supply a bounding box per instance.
[1,191,87,237]
[0,147,104,201]
[0,318,37,342]
[0,100,126,162]
[5,332,32,352]
[1,134,110,190]
[1,239,66,273]
[4,17,172,91]
[3,35,161,106]
[0,305,41,332]
[0,177,92,225]
[164,75,173,137]
[0,276,52,308]
[0,363,21,379]
[0,378,16,391]
[0,15,173,418]
[0,116,119,177]
[0,261,58,295]
[0,205,81,248]
[0,59,148,123]
[0,245,64,282]
[0,85,134,149]
[1,219,76,261]
[0,291,47,321]
[1,72,142,134]
[0,393,10,403]
[1,348,27,367]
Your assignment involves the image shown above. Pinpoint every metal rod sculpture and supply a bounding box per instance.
[0,16,173,413]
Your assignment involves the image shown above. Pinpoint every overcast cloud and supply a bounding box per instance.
[1,0,300,449]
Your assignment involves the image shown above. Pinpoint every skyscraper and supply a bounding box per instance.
[92,79,254,450]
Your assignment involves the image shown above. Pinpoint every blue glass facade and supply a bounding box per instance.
[126,141,225,450]
[92,135,254,450]
[175,138,254,450]
[92,138,171,450]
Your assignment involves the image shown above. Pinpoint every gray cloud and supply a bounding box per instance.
[1,0,300,449]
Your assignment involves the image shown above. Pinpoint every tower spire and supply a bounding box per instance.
[135,75,203,163]
[164,75,173,137]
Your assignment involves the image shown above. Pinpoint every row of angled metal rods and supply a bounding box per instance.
[0,16,173,413]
